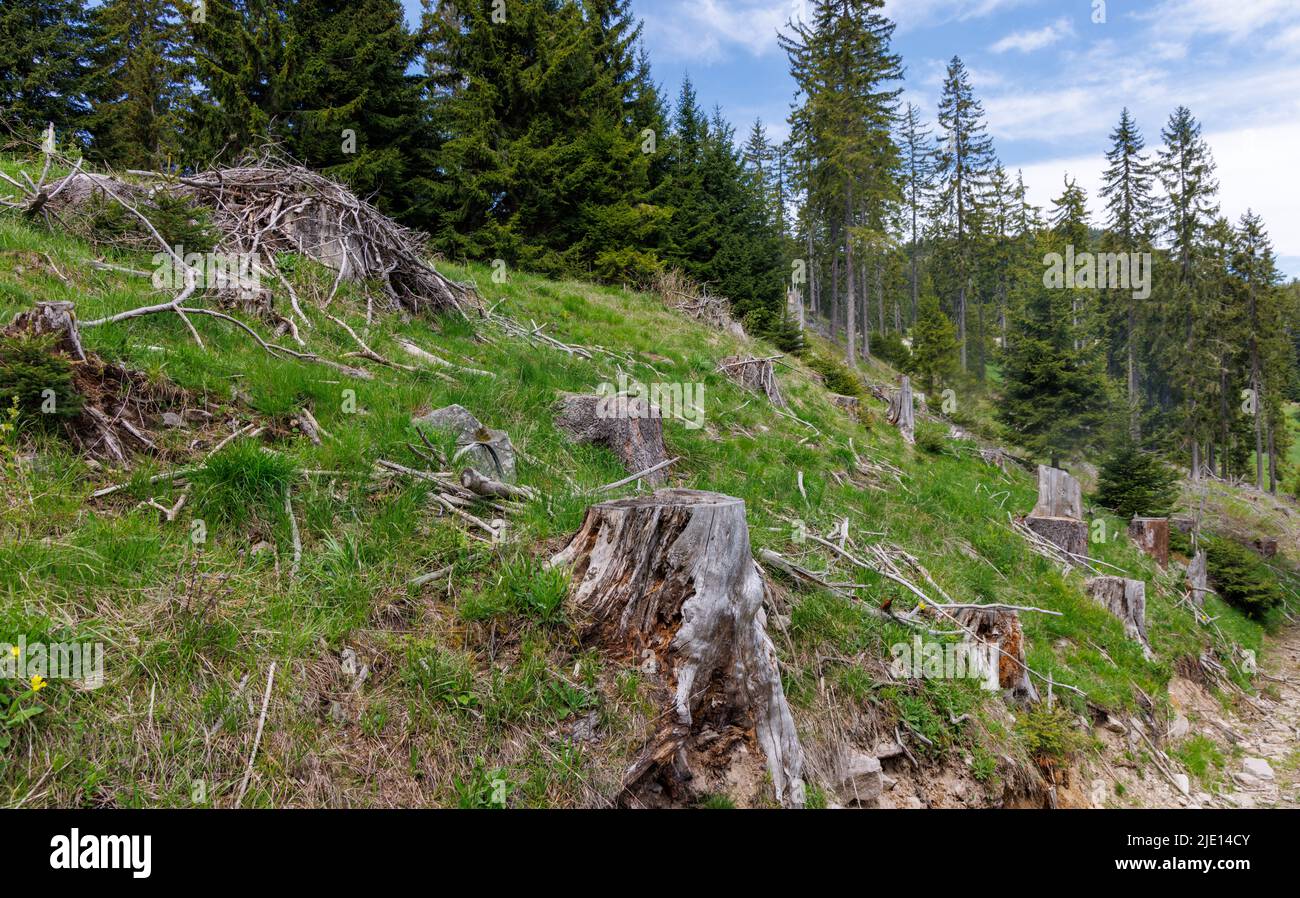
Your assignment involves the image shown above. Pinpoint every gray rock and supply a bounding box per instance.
[1173,773,1190,796]
[162,411,186,428]
[836,753,882,806]
[1167,714,1191,740]
[1242,757,1275,781]
[413,404,518,481]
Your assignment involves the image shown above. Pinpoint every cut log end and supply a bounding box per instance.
[1025,516,1089,558]
[550,489,804,807]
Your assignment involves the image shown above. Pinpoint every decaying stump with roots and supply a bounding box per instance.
[1186,549,1211,609]
[554,391,671,486]
[3,302,190,465]
[953,607,1039,704]
[1025,465,1088,558]
[717,356,786,408]
[1128,517,1169,566]
[887,376,915,444]
[550,490,805,807]
[1085,576,1152,657]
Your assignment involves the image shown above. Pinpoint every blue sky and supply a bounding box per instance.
[403,0,1300,278]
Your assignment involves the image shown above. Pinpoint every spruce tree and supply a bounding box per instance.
[1100,108,1155,438]
[908,296,959,394]
[87,0,191,169]
[1095,440,1179,520]
[999,233,1113,467]
[0,0,95,139]
[898,102,936,330]
[933,56,995,376]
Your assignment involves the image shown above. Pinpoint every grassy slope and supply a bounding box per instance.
[0,174,1283,807]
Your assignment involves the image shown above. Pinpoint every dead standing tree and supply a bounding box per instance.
[550,490,805,807]
[1025,465,1088,558]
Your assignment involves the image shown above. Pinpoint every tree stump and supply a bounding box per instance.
[555,392,671,486]
[550,489,804,807]
[718,356,786,408]
[887,376,915,444]
[8,301,86,361]
[1085,576,1151,656]
[1128,517,1169,567]
[1026,465,1087,558]
[1186,549,1210,609]
[1253,537,1278,559]
[952,607,1039,704]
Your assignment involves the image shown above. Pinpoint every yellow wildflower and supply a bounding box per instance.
[30,674,47,692]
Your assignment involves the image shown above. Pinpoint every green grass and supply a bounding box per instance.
[0,156,1289,807]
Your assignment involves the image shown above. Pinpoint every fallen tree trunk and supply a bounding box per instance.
[887,376,915,444]
[1128,517,1169,567]
[550,489,804,807]
[555,392,671,487]
[1085,576,1151,657]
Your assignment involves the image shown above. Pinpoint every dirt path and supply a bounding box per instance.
[1206,625,1300,808]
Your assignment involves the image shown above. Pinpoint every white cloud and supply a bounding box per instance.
[641,0,793,63]
[990,17,1074,54]
[1141,0,1300,42]
[883,0,1032,31]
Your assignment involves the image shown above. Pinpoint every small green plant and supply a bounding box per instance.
[188,440,298,528]
[914,422,948,455]
[0,333,84,425]
[1015,703,1086,763]
[1172,734,1225,789]
[453,758,514,808]
[460,556,569,624]
[402,645,479,711]
[806,352,862,398]
[696,793,736,809]
[870,331,911,369]
[0,676,46,751]
[1202,534,1284,620]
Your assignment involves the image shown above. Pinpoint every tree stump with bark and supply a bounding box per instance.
[555,391,671,486]
[1128,517,1169,567]
[952,607,1039,704]
[1253,537,1278,559]
[1025,465,1087,558]
[1186,549,1211,609]
[887,376,915,444]
[549,489,804,807]
[1085,576,1151,657]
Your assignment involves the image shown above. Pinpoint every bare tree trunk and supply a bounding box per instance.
[844,193,856,366]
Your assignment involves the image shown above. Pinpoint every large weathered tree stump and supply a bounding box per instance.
[1025,465,1087,558]
[887,376,915,444]
[1085,576,1151,657]
[555,391,671,486]
[1128,517,1169,567]
[1186,549,1210,609]
[953,607,1039,705]
[550,489,804,807]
